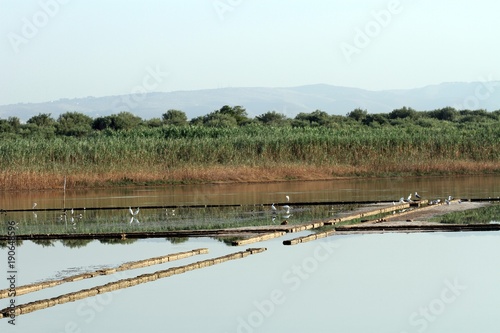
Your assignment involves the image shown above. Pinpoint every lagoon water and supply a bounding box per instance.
[1,175,500,332]
[2,232,500,332]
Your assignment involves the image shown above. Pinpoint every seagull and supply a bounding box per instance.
[129,207,140,216]
[415,192,421,199]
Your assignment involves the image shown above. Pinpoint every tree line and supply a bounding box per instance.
[1,105,499,138]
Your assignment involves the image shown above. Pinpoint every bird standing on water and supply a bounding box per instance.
[129,207,140,224]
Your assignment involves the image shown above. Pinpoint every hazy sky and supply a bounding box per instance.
[1,0,499,105]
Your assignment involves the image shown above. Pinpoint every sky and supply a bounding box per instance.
[1,0,499,106]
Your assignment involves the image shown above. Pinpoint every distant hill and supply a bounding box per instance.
[1,82,499,121]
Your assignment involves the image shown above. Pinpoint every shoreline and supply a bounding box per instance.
[2,163,500,192]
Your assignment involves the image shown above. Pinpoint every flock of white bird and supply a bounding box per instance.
[29,190,462,230]
[395,192,458,205]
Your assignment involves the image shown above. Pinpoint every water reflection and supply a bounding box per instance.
[2,175,499,211]
[2,233,500,333]
[1,203,339,238]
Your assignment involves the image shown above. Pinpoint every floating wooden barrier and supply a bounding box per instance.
[0,248,266,318]
[283,229,336,246]
[287,221,324,232]
[335,223,500,233]
[0,248,208,299]
[325,203,410,225]
[232,232,286,246]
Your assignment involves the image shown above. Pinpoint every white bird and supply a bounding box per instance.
[407,193,412,202]
[399,197,404,204]
[129,207,140,216]
[32,202,37,209]
[285,195,290,202]
[415,192,421,199]
[282,204,291,211]
[271,203,277,211]
[272,216,276,223]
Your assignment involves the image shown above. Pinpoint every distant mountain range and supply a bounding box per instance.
[1,82,499,121]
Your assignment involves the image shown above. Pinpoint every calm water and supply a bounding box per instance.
[1,174,500,210]
[1,233,500,332]
[1,175,500,332]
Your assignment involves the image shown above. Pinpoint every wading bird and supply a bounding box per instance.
[271,203,277,211]
[129,207,140,216]
[129,207,140,224]
[32,202,37,209]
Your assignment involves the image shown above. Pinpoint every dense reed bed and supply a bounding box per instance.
[1,124,500,190]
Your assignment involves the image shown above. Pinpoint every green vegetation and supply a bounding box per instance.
[432,203,500,224]
[1,105,500,190]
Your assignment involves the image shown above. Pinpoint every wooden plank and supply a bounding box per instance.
[283,229,336,245]
[327,203,410,224]
[232,232,286,246]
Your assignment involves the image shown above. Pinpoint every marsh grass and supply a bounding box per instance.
[1,125,500,190]
[431,203,500,224]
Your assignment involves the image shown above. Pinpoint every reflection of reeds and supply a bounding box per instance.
[1,126,500,190]
[0,205,342,238]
